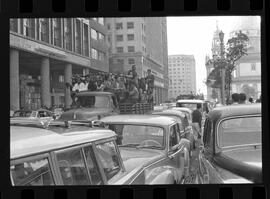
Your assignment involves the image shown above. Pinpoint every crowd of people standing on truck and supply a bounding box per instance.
[66,65,155,105]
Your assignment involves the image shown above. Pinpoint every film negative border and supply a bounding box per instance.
[0,0,269,199]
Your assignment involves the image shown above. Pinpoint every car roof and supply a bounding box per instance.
[101,114,177,126]
[77,91,113,96]
[208,103,261,121]
[152,110,186,118]
[10,125,116,159]
[176,99,204,103]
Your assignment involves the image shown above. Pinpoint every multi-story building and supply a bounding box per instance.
[105,17,169,104]
[168,55,196,99]
[205,16,261,101]
[10,18,109,111]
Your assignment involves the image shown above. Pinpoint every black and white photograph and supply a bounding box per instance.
[10,16,261,185]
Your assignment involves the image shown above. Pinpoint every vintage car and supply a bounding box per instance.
[10,119,131,185]
[197,104,262,183]
[170,107,193,123]
[176,99,209,114]
[152,109,196,151]
[100,115,192,184]
[11,109,55,123]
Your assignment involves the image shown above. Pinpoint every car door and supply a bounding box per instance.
[167,124,186,183]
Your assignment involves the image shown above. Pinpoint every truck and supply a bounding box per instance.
[59,91,153,122]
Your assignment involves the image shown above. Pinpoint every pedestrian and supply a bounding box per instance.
[231,93,239,105]
[248,97,254,104]
[239,93,247,104]
[192,103,202,141]
[127,65,138,88]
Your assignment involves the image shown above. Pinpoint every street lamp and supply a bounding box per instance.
[219,31,226,105]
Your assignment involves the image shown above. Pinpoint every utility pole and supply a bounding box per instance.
[219,31,226,105]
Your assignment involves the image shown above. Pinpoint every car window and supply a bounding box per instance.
[203,118,212,148]
[10,157,54,186]
[56,148,90,185]
[218,116,261,148]
[95,141,121,181]
[83,146,103,185]
[169,124,180,148]
[109,124,164,148]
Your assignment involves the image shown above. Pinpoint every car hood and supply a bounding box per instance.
[59,108,112,121]
[119,147,165,173]
[223,148,262,168]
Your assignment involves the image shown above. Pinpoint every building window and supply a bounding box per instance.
[63,18,72,51]
[83,23,89,57]
[116,47,124,53]
[75,19,82,54]
[91,48,98,59]
[107,24,111,30]
[116,23,123,30]
[116,34,123,42]
[98,32,105,42]
[52,18,61,47]
[98,51,106,61]
[117,59,124,65]
[98,18,104,25]
[127,34,134,41]
[128,58,135,65]
[127,22,134,29]
[22,18,35,39]
[10,18,18,32]
[251,63,256,71]
[91,28,98,40]
[128,46,135,52]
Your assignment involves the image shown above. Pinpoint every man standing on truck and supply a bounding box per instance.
[146,69,154,103]
[127,65,138,88]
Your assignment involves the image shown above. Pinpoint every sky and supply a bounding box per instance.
[166,16,258,96]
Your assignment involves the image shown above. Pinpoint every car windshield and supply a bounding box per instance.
[108,124,164,149]
[13,111,35,117]
[218,116,261,148]
[76,95,110,108]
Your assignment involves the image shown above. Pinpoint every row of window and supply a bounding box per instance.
[91,18,105,25]
[10,18,107,60]
[116,34,135,42]
[107,22,134,30]
[91,48,106,61]
[116,58,135,65]
[116,46,135,53]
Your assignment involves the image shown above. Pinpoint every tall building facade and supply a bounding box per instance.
[105,17,169,104]
[230,16,261,99]
[205,24,222,101]
[168,55,196,99]
[205,17,261,101]
[10,18,109,111]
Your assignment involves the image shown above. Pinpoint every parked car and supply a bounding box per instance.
[197,104,262,183]
[11,109,55,125]
[10,120,129,185]
[100,114,192,184]
[152,109,196,151]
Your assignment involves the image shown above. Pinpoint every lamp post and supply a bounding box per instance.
[219,31,226,105]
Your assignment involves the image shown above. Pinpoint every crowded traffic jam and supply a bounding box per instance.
[10,88,262,185]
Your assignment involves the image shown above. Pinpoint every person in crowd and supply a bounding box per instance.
[103,74,112,92]
[239,93,247,104]
[192,103,203,140]
[248,97,254,104]
[87,76,97,91]
[231,93,240,105]
[145,69,154,103]
[128,81,139,104]
[127,65,138,88]
[96,79,105,91]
